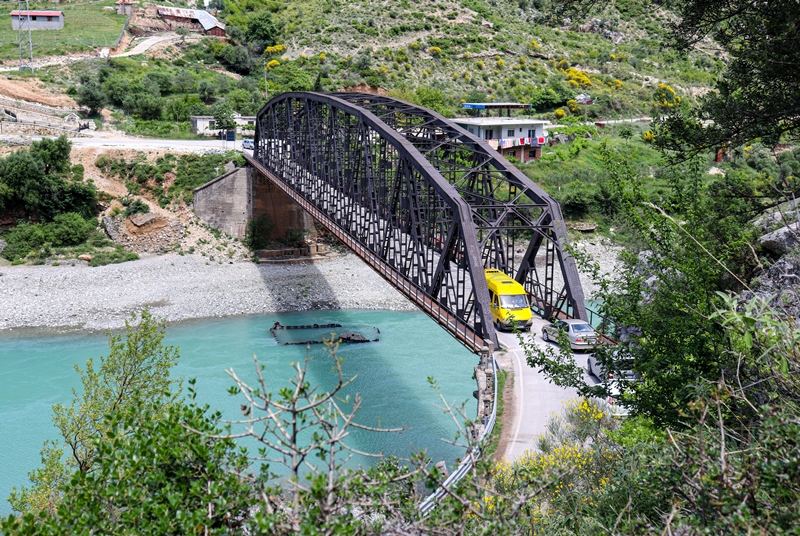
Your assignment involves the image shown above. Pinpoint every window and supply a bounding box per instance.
[507,129,515,137]
[528,150,536,158]
[31,15,37,20]
[47,16,52,21]
[484,129,493,140]
[528,129,536,138]
[208,121,216,129]
[509,150,516,158]
[247,120,254,125]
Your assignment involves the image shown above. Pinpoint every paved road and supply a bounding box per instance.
[11,135,246,154]
[112,34,180,58]
[496,317,600,461]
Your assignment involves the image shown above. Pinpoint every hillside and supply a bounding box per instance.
[0,0,720,132]
[254,0,719,116]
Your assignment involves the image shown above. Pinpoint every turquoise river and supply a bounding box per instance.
[0,310,477,516]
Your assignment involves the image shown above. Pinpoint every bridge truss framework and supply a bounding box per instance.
[248,92,586,353]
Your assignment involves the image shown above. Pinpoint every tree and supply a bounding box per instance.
[134,94,165,121]
[8,310,181,516]
[556,0,800,153]
[29,136,71,177]
[75,81,106,115]
[0,137,96,222]
[211,100,236,132]
[520,144,760,427]
[198,79,216,103]
[245,11,279,51]
[7,398,254,535]
[172,69,195,93]
[175,26,190,43]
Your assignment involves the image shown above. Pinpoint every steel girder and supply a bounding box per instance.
[328,93,587,322]
[250,92,497,352]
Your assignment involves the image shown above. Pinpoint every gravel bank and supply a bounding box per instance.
[0,238,621,332]
[0,252,416,332]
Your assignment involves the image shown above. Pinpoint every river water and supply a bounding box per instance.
[0,310,477,515]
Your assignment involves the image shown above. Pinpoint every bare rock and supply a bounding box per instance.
[759,222,800,255]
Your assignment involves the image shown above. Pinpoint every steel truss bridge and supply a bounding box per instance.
[245,92,586,353]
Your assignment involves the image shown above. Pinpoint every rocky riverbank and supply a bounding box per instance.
[0,238,620,332]
[0,252,417,332]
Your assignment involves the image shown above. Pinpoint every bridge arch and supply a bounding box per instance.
[246,92,586,353]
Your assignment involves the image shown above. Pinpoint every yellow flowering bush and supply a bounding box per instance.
[555,108,567,119]
[266,59,280,69]
[564,67,592,89]
[492,398,621,512]
[654,83,682,108]
[429,46,442,56]
[264,44,286,55]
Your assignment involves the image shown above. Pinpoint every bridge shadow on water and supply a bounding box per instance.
[251,256,478,470]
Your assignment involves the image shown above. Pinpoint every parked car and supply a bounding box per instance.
[587,348,636,380]
[541,318,599,350]
[242,139,254,150]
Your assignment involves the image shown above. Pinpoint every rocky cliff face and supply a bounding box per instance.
[744,203,800,318]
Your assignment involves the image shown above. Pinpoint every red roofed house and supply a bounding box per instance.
[10,10,64,30]
[155,5,226,37]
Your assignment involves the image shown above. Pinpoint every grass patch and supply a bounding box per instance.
[0,1,127,60]
[483,367,509,461]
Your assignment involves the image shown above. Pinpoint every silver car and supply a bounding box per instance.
[541,318,599,350]
[241,139,254,150]
[587,348,636,380]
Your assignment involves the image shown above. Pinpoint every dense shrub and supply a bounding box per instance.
[1,213,95,261]
[0,137,97,221]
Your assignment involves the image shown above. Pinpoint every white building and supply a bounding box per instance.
[453,117,549,162]
[190,114,256,136]
[10,10,64,30]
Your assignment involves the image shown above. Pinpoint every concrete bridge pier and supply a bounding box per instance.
[193,165,317,243]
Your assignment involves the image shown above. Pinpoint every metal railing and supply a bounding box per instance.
[419,353,499,515]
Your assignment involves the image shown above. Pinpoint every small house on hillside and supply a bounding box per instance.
[115,0,133,16]
[454,103,549,162]
[155,5,225,36]
[10,10,64,30]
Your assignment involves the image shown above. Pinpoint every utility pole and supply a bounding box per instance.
[17,0,34,72]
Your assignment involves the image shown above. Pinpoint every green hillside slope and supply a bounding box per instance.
[208,0,720,118]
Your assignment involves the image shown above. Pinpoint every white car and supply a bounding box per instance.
[241,139,254,150]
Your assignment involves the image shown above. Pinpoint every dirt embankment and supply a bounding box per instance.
[0,77,77,108]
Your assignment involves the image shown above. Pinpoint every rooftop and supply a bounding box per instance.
[10,10,63,16]
[155,5,224,30]
[452,117,550,126]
